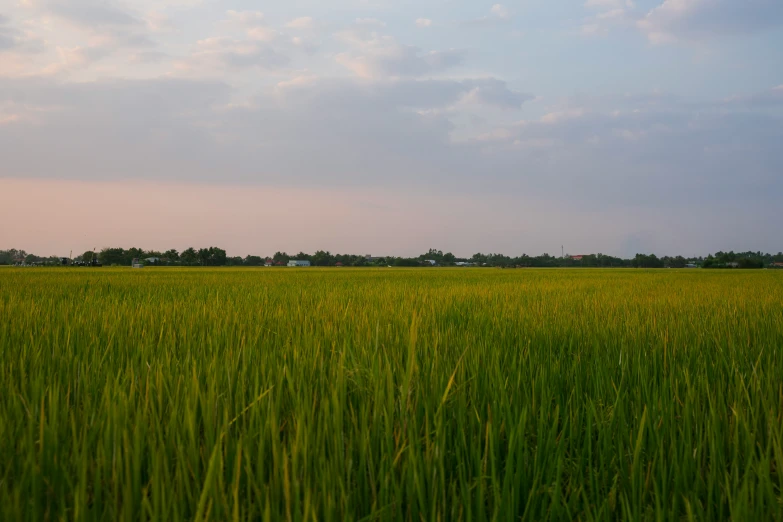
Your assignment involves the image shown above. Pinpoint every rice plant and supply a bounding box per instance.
[0,267,781,521]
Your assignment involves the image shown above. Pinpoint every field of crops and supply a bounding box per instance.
[1,267,782,521]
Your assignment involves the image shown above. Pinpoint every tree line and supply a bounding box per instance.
[2,247,782,268]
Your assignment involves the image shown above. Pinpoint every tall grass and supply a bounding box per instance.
[0,268,781,521]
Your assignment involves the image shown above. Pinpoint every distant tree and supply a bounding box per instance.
[737,258,763,269]
[393,257,420,267]
[311,250,334,266]
[210,247,227,266]
[471,253,488,265]
[632,253,663,268]
[244,255,264,266]
[181,248,198,266]
[421,249,444,262]
[99,248,126,266]
[82,251,95,263]
[273,252,290,264]
[126,248,145,265]
[196,247,227,266]
[164,249,180,263]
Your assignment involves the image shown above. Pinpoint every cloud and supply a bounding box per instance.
[187,37,290,70]
[336,47,465,78]
[581,0,635,35]
[0,76,232,178]
[0,75,781,255]
[638,0,783,43]
[0,14,45,53]
[356,18,386,27]
[48,0,143,28]
[585,0,634,8]
[722,84,783,107]
[285,17,315,30]
[335,27,465,78]
[490,4,510,19]
[459,78,533,109]
[145,11,173,32]
[0,16,15,51]
[471,92,783,208]
[221,10,278,41]
[462,4,511,28]
[225,10,266,27]
[0,75,528,186]
[6,0,161,76]
[128,50,167,64]
[0,2,780,256]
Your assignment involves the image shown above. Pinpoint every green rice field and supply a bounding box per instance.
[1,267,782,521]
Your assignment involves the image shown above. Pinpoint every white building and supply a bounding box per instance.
[288,260,311,267]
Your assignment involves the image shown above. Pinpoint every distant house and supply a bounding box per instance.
[264,259,274,267]
[771,262,783,268]
[685,264,698,269]
[335,262,344,267]
[145,257,160,264]
[727,262,740,268]
[455,262,474,267]
[288,260,311,267]
[571,255,585,261]
[424,260,437,266]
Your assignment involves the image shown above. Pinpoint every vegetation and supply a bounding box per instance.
[3,247,783,268]
[1,267,782,521]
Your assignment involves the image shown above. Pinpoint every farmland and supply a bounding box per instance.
[1,267,782,521]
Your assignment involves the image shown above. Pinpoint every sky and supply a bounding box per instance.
[0,0,782,258]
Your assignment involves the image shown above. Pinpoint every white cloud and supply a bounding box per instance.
[356,18,386,27]
[638,0,783,43]
[128,50,167,64]
[222,10,277,41]
[585,0,634,9]
[490,4,510,19]
[415,18,432,28]
[581,0,635,35]
[186,37,290,71]
[0,14,45,53]
[48,0,143,28]
[336,46,465,78]
[335,27,465,78]
[247,26,279,42]
[225,10,266,27]
[540,108,587,124]
[285,17,315,30]
[145,11,172,32]
[463,4,511,27]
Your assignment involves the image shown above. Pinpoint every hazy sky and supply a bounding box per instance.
[1,0,782,258]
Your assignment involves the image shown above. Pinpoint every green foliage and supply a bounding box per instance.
[0,249,27,265]
[1,268,782,520]
[243,255,264,266]
[181,248,198,266]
